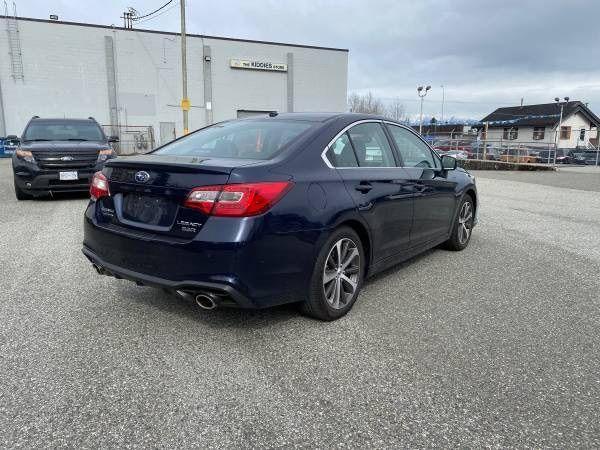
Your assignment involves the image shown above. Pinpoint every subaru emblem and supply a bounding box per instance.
[134,171,150,183]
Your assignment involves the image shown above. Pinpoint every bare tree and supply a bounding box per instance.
[385,97,406,122]
[348,92,385,115]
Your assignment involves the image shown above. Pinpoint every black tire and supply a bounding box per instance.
[301,226,365,321]
[443,195,474,251]
[14,178,33,200]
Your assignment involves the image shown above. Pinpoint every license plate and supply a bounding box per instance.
[59,171,78,181]
[122,193,176,226]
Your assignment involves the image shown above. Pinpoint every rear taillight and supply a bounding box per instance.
[184,181,293,217]
[90,171,110,200]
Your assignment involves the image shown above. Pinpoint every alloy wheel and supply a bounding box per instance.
[322,238,360,309]
[458,201,473,245]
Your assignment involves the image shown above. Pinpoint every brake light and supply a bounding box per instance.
[184,181,293,217]
[90,171,110,200]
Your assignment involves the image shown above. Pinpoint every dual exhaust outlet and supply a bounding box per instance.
[176,290,219,310]
[92,263,220,311]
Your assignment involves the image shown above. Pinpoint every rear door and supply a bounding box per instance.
[324,121,414,262]
[385,123,457,247]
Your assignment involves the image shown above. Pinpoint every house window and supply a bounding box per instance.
[503,127,518,140]
[579,128,586,140]
[533,127,545,140]
[560,126,571,140]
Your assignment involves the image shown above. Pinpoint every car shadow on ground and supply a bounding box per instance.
[118,282,303,329]
[113,246,445,328]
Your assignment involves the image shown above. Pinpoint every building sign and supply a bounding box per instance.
[230,59,287,72]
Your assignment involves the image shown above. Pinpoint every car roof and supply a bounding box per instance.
[266,112,395,124]
[29,118,98,123]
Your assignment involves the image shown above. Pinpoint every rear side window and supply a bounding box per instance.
[347,123,396,167]
[387,125,438,169]
[326,133,358,167]
[154,120,312,160]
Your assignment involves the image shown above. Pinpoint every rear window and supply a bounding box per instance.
[23,121,105,142]
[154,120,313,160]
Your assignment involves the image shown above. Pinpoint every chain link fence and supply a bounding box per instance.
[101,125,156,156]
[422,131,600,165]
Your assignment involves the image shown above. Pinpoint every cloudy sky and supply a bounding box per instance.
[15,0,600,120]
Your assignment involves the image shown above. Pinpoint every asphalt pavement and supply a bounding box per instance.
[1,158,599,448]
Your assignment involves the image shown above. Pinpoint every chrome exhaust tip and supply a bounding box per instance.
[195,293,218,310]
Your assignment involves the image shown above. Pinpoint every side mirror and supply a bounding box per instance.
[441,154,457,170]
[108,135,119,143]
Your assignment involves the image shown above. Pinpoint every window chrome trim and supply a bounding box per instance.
[321,119,397,169]
[321,119,442,170]
[383,120,442,169]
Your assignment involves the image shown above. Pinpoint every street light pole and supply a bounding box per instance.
[553,96,568,166]
[180,0,189,135]
[440,84,445,123]
[417,85,431,135]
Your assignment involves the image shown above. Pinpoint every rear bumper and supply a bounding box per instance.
[82,246,254,308]
[82,202,320,308]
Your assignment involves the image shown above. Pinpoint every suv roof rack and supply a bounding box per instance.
[32,115,40,119]
[88,116,97,121]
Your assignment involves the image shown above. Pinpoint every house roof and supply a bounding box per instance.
[481,101,600,128]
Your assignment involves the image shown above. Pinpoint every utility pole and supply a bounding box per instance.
[482,121,488,160]
[417,85,431,135]
[180,0,190,135]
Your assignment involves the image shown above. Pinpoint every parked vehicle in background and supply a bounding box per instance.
[470,142,501,160]
[499,148,538,163]
[2,135,20,156]
[438,149,469,160]
[82,113,478,321]
[573,150,600,165]
[433,139,473,158]
[536,149,578,164]
[12,117,119,199]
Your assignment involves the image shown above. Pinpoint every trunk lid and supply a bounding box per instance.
[97,154,261,238]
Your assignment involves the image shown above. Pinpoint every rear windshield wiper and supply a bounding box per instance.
[23,138,50,142]
[66,138,89,141]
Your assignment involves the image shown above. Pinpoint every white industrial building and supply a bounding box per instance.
[0,15,348,151]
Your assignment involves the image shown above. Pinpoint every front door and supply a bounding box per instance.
[385,123,457,247]
[159,122,176,145]
[325,122,414,262]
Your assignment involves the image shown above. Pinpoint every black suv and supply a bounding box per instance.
[12,117,118,199]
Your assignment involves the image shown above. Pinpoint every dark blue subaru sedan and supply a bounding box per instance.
[82,113,477,320]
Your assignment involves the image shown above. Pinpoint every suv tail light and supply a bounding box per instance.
[184,181,293,217]
[90,171,110,200]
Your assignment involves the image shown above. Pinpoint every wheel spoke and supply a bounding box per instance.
[323,269,337,284]
[340,274,357,292]
[322,237,361,310]
[344,265,359,276]
[341,247,359,270]
[335,240,342,267]
[333,278,341,308]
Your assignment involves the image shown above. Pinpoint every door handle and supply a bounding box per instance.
[355,182,373,193]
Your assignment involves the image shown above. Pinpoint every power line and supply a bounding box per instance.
[135,1,179,24]
[132,0,174,21]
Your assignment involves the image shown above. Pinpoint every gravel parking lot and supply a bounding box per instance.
[1,158,599,448]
